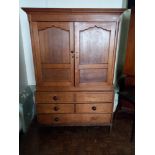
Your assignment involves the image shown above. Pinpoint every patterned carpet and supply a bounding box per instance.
[19,114,134,155]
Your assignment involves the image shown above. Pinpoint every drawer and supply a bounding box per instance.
[37,114,112,125]
[76,92,113,102]
[36,92,74,103]
[37,104,74,114]
[76,103,113,113]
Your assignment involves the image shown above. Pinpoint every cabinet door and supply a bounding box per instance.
[31,22,74,86]
[75,22,117,86]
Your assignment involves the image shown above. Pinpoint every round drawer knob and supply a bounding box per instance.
[54,117,59,122]
[53,106,59,111]
[53,96,58,100]
[92,106,96,111]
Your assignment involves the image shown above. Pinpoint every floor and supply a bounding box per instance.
[19,114,135,155]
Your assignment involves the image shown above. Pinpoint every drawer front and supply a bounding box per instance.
[37,114,112,125]
[76,92,113,102]
[37,104,74,114]
[76,103,113,113]
[36,92,74,103]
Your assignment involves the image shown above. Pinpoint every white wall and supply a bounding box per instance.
[19,0,127,85]
[20,0,126,8]
[19,22,28,92]
[20,10,35,85]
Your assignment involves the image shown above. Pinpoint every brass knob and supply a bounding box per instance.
[92,106,96,111]
[54,117,59,122]
[53,96,58,100]
[53,106,59,111]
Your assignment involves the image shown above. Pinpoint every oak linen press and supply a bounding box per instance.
[23,8,125,128]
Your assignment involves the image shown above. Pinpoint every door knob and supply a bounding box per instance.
[53,106,59,111]
[54,117,59,122]
[53,96,58,100]
[92,106,96,111]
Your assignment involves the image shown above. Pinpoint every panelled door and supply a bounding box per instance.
[75,22,117,87]
[32,22,74,86]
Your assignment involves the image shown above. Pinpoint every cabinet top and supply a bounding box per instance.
[22,8,127,23]
[22,8,126,14]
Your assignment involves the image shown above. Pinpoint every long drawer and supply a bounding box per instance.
[36,92,74,103]
[36,92,113,103]
[37,104,74,114]
[75,92,113,102]
[37,114,112,125]
[76,103,113,113]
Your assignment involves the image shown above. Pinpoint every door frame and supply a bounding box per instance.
[74,22,117,87]
[31,22,74,87]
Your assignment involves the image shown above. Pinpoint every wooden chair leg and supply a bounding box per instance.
[109,124,112,133]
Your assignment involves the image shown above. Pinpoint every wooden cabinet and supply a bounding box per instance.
[23,8,125,127]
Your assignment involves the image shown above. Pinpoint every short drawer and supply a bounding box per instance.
[37,114,112,125]
[76,92,113,102]
[36,92,74,103]
[76,103,113,113]
[37,104,74,114]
